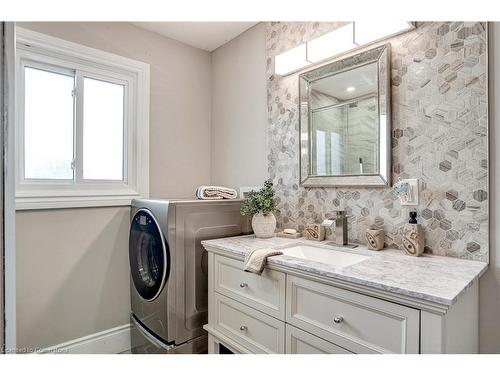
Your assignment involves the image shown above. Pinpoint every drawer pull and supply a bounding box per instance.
[333,316,344,324]
[239,325,248,331]
[239,282,248,288]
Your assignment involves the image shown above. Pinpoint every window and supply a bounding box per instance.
[24,66,75,180]
[83,77,125,181]
[15,28,150,209]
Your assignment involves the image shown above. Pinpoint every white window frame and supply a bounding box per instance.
[15,27,150,210]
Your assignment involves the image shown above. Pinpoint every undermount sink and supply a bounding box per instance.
[280,245,370,268]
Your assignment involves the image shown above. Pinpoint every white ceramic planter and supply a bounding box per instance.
[252,212,277,238]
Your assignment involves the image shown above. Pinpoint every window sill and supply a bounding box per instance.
[15,194,143,210]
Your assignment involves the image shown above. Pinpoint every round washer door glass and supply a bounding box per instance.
[129,209,168,301]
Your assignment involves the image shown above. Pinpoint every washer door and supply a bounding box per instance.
[129,208,169,301]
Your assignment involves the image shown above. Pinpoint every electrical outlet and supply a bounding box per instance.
[399,178,419,206]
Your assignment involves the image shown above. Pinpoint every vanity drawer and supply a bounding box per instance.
[286,276,420,354]
[214,293,285,354]
[214,254,286,319]
[286,324,352,354]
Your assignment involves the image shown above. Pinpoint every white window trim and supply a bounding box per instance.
[15,27,150,210]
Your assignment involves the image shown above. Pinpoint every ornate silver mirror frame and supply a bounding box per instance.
[299,44,391,187]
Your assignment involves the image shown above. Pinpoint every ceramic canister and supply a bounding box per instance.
[402,223,424,257]
[305,223,325,241]
[365,228,384,250]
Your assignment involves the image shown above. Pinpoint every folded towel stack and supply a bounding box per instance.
[243,248,283,274]
[196,185,238,200]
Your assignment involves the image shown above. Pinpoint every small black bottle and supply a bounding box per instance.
[409,211,418,224]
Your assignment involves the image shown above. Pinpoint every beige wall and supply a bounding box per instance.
[16,207,130,349]
[15,22,213,349]
[211,23,267,189]
[479,22,500,353]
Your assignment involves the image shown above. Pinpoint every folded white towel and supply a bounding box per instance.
[243,248,283,274]
[196,185,238,200]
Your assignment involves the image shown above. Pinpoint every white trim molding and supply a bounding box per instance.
[39,324,131,354]
[15,27,150,210]
[3,22,17,352]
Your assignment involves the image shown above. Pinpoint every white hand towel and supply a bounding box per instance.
[196,186,238,200]
[243,248,283,274]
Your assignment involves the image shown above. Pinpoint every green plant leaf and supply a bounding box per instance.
[240,179,276,216]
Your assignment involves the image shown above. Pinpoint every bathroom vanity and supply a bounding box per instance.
[202,236,487,354]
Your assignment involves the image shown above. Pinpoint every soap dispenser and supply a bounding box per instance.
[402,210,424,257]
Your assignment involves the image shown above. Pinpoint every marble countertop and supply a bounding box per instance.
[202,235,488,307]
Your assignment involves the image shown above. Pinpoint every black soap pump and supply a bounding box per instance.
[409,210,418,224]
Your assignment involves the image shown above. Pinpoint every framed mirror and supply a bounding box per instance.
[299,44,391,187]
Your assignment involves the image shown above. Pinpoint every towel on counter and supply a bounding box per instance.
[196,185,238,200]
[243,248,283,274]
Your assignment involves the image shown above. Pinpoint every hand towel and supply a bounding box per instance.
[196,186,238,200]
[243,248,283,274]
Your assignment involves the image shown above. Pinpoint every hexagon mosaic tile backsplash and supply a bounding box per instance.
[266,22,488,262]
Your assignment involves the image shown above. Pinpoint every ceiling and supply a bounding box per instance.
[131,22,258,52]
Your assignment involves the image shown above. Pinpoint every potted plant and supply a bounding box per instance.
[240,180,277,238]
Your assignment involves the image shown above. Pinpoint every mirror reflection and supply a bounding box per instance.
[310,62,378,176]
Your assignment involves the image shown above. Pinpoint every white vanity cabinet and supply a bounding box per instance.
[204,250,479,354]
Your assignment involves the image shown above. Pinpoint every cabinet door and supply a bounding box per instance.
[286,324,352,354]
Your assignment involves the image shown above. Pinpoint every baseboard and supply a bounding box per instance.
[40,324,131,354]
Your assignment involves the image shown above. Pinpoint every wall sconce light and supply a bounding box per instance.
[274,21,415,76]
[354,21,415,46]
[274,44,311,76]
[306,22,357,63]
